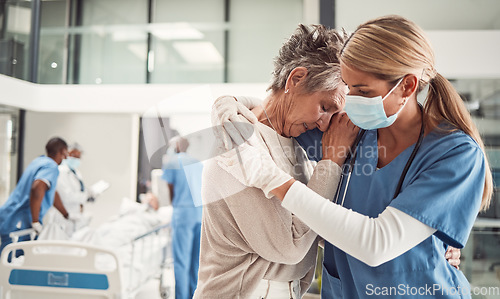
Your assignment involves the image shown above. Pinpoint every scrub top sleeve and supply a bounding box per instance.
[162,158,181,184]
[34,165,59,190]
[162,168,177,185]
[37,178,51,189]
[390,143,485,248]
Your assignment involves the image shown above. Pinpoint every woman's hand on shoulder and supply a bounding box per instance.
[211,96,258,150]
[321,112,360,166]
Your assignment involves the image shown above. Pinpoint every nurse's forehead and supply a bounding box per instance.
[340,63,375,84]
[341,77,368,88]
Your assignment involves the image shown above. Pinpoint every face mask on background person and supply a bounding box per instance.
[64,157,81,170]
[344,77,406,130]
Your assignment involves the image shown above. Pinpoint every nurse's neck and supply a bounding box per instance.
[377,99,423,153]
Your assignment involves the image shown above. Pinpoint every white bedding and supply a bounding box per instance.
[70,206,171,248]
[35,199,173,294]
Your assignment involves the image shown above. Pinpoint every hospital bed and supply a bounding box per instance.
[0,205,174,299]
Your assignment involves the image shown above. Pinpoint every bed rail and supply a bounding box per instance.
[127,222,172,298]
[0,222,173,298]
[0,240,122,298]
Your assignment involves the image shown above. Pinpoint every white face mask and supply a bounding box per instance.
[63,156,81,170]
[344,77,406,130]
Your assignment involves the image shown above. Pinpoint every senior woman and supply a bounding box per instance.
[194,25,355,298]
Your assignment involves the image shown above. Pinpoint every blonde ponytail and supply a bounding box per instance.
[425,73,493,211]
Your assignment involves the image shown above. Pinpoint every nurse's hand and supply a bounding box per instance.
[31,222,43,234]
[211,96,259,150]
[445,246,461,269]
[321,112,359,166]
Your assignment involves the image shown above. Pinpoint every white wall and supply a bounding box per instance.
[0,114,13,205]
[24,111,140,228]
[228,0,304,82]
[427,31,500,79]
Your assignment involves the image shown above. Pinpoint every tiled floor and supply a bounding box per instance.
[135,267,175,299]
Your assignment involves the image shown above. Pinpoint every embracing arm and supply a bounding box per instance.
[270,112,436,267]
[211,143,341,264]
[279,181,436,267]
[30,179,49,223]
[273,140,483,267]
[233,96,262,110]
[211,95,262,150]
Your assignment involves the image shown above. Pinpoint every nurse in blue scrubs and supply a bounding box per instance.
[263,15,493,298]
[0,137,69,256]
[162,136,203,299]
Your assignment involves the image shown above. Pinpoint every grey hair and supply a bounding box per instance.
[69,142,84,153]
[267,24,348,93]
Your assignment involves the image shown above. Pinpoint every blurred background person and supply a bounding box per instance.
[0,137,69,255]
[43,142,92,238]
[162,136,203,299]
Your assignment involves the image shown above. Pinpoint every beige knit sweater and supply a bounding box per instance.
[194,120,341,299]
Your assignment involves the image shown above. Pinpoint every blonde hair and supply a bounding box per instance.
[340,15,492,211]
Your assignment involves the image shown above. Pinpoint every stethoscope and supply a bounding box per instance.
[334,104,425,206]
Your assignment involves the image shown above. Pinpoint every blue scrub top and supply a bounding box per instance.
[162,152,203,223]
[318,128,484,298]
[0,156,59,234]
[296,128,323,163]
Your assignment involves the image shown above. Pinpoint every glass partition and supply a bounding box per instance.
[33,0,303,84]
[38,0,69,84]
[0,0,32,81]
[455,78,500,297]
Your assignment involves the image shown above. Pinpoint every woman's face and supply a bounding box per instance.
[283,86,345,137]
[340,62,404,117]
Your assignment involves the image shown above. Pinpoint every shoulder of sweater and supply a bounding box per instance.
[202,158,248,202]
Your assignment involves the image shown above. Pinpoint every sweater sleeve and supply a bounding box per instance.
[211,159,341,265]
[282,181,436,267]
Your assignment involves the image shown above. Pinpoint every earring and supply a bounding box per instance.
[285,89,289,94]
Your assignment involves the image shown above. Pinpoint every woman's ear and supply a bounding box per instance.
[402,74,418,98]
[285,67,308,92]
